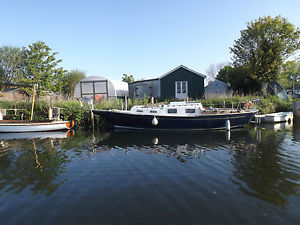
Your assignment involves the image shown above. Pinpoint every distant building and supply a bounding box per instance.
[74,76,123,102]
[204,80,232,99]
[128,65,206,100]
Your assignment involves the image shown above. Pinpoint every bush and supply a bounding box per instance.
[257,96,292,114]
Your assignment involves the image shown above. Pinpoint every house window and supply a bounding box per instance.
[182,82,186,93]
[168,109,177,114]
[176,82,181,93]
[176,81,188,94]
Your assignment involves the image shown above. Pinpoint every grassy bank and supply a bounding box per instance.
[201,96,293,114]
[0,100,88,128]
[0,96,293,129]
[0,97,150,129]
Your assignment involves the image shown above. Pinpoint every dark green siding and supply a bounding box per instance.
[160,67,205,99]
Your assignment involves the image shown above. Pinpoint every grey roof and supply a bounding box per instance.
[129,65,206,84]
[205,79,229,88]
[128,78,159,84]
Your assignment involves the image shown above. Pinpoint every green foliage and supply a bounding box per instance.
[122,74,134,83]
[0,46,21,89]
[201,95,258,109]
[217,65,260,94]
[94,95,149,110]
[257,96,292,114]
[201,95,291,114]
[55,100,87,126]
[231,16,300,86]
[62,70,86,97]
[14,41,66,96]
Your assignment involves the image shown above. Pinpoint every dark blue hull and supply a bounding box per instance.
[93,110,257,130]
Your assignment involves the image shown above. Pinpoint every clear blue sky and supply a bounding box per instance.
[1,0,300,81]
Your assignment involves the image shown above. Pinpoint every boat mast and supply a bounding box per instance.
[30,84,36,121]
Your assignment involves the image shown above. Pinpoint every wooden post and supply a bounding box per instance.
[125,95,128,111]
[89,98,95,129]
[30,84,36,122]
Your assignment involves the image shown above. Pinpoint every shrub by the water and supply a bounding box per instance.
[257,96,292,114]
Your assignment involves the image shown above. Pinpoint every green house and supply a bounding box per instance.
[128,65,206,100]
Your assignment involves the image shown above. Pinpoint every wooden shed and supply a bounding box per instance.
[128,65,206,100]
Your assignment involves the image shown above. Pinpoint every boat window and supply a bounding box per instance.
[168,109,177,114]
[150,110,157,113]
[186,109,195,113]
[137,110,143,112]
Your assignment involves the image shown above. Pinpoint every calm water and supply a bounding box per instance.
[0,121,300,225]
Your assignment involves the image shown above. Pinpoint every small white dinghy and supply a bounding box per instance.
[0,120,74,133]
[254,112,293,123]
[0,84,74,133]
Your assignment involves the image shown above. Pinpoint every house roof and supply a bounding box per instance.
[159,65,206,79]
[205,79,229,88]
[128,65,206,84]
[128,78,159,84]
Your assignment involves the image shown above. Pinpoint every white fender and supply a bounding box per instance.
[225,119,230,131]
[152,116,158,126]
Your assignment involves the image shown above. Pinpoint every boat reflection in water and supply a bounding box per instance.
[94,129,257,162]
[0,130,75,140]
[257,121,293,131]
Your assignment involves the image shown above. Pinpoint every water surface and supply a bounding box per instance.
[0,121,300,225]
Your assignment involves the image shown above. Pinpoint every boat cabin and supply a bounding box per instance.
[130,102,205,116]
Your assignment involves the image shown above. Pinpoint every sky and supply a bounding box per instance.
[1,0,300,82]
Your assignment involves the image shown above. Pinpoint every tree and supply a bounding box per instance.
[278,60,300,89]
[216,65,234,84]
[217,65,260,94]
[0,46,21,90]
[205,62,228,81]
[62,70,86,97]
[14,41,66,96]
[122,74,134,83]
[230,16,300,86]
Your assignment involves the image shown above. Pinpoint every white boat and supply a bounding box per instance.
[0,120,74,133]
[254,112,293,123]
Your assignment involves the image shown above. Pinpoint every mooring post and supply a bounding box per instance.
[88,98,95,129]
[225,119,231,131]
[125,95,128,111]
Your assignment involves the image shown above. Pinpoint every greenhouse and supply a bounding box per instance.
[74,76,117,102]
